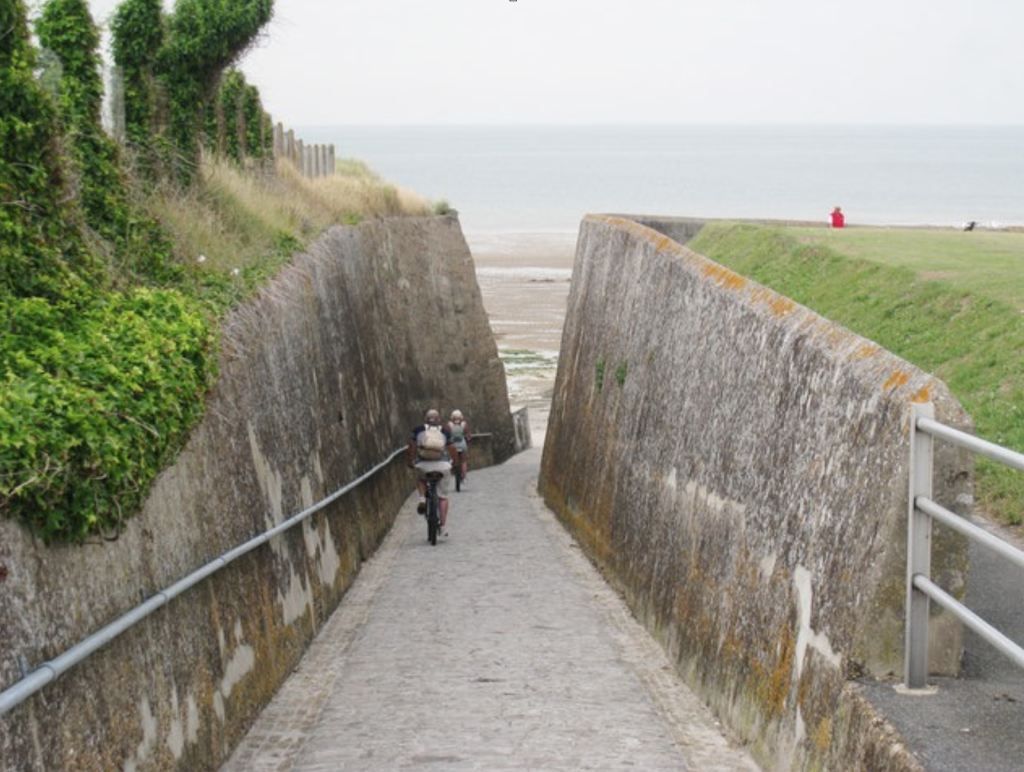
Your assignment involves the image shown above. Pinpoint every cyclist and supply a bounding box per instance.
[407,409,457,533]
[445,409,472,486]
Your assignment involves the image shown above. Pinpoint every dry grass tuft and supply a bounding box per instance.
[147,155,435,274]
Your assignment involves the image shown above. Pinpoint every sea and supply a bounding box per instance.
[296,124,1024,247]
[293,124,1024,405]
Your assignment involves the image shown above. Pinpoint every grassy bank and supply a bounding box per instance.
[158,156,432,298]
[689,223,1024,526]
[2,154,435,543]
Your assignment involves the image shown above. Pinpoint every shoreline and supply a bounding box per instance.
[467,231,576,270]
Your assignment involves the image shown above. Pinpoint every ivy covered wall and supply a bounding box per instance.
[0,0,276,543]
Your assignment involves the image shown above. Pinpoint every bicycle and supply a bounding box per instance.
[422,470,444,545]
[451,450,464,492]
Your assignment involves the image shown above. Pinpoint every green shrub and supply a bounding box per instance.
[0,289,215,543]
[158,0,273,181]
[0,0,96,301]
[111,0,165,174]
[38,0,176,285]
[208,69,272,164]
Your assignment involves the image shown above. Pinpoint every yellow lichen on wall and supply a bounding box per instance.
[701,261,749,292]
[751,624,797,721]
[812,716,833,753]
[883,371,911,391]
[769,296,797,317]
[853,342,880,360]
[747,286,797,318]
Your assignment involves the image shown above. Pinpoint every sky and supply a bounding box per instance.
[81,0,1024,127]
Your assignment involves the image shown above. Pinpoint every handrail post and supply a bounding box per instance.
[905,402,934,689]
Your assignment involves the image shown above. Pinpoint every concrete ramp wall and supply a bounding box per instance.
[540,215,971,772]
[0,216,515,772]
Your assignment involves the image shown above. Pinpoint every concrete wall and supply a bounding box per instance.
[614,214,829,248]
[0,215,515,772]
[540,215,971,772]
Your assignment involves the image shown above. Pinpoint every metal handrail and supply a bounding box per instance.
[915,495,1024,572]
[0,426,505,717]
[916,415,1024,472]
[905,404,1024,689]
[0,445,409,717]
[912,575,1024,672]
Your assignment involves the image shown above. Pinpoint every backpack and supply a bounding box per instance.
[418,424,446,460]
[449,421,465,444]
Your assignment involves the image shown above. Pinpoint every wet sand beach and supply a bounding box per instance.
[470,232,575,410]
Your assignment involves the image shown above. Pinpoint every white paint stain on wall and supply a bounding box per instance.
[299,470,342,587]
[759,553,778,581]
[278,563,313,627]
[211,619,258,726]
[213,690,225,723]
[166,687,185,759]
[248,422,284,527]
[248,423,317,626]
[221,641,256,701]
[123,694,158,772]
[186,694,200,745]
[163,688,200,759]
[319,521,342,588]
[793,565,842,680]
[792,565,843,744]
[682,480,747,527]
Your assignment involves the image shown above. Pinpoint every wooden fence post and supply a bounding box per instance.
[270,120,336,179]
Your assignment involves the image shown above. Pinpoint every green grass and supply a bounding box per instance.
[499,348,559,377]
[789,227,1024,309]
[690,222,1024,525]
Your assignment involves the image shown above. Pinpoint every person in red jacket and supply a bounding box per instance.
[830,206,845,228]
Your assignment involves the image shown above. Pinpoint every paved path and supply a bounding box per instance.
[858,517,1024,772]
[220,428,761,772]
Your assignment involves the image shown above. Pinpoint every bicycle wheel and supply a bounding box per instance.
[453,456,462,492]
[426,483,439,546]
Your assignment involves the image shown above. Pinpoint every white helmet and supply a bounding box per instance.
[451,409,463,420]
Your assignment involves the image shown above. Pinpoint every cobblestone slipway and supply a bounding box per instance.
[220,409,762,772]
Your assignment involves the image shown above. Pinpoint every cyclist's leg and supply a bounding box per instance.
[414,468,427,513]
[416,477,427,497]
[438,470,451,527]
